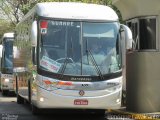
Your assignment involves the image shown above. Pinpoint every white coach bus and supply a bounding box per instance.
[14,2,132,114]
[0,33,14,96]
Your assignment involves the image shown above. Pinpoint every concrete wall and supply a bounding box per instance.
[113,0,160,112]
[126,52,160,112]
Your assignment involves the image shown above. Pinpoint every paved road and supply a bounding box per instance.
[0,91,133,120]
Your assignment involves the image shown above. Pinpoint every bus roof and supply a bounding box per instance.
[3,32,14,38]
[27,2,118,21]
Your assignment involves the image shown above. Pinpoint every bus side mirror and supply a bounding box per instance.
[31,21,37,47]
[120,24,133,50]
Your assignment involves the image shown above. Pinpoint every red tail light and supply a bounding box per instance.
[40,21,48,29]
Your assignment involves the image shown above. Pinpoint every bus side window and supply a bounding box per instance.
[32,47,37,65]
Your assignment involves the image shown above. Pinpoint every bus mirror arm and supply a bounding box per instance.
[120,24,133,51]
[31,21,37,47]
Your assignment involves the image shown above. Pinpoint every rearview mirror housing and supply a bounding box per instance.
[121,24,133,50]
[31,21,37,47]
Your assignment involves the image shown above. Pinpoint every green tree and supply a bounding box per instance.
[0,0,23,24]
[0,0,21,37]
[0,20,15,38]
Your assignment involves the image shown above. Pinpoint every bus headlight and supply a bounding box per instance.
[116,99,121,103]
[40,97,44,102]
[4,78,10,82]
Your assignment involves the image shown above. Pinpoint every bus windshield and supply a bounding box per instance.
[2,38,13,73]
[39,20,121,76]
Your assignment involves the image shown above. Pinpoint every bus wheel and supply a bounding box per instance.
[2,90,8,96]
[17,94,24,104]
[28,80,31,104]
[31,104,39,115]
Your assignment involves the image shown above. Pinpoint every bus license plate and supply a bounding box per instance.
[74,99,88,105]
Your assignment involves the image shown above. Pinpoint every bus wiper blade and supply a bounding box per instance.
[87,50,104,80]
[59,57,69,79]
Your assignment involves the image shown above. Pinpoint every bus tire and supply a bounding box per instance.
[17,94,24,104]
[31,104,39,115]
[15,75,18,95]
[28,80,31,104]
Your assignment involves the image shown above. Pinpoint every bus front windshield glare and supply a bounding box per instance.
[39,20,121,76]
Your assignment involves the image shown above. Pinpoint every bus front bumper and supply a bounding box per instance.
[1,78,14,91]
[32,86,122,110]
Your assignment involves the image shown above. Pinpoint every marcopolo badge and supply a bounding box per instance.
[79,90,85,96]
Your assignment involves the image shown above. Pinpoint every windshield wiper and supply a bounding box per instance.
[59,57,75,79]
[59,57,69,79]
[59,26,69,79]
[60,36,76,79]
[85,40,104,80]
[87,50,104,80]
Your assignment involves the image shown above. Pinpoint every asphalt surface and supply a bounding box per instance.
[0,91,133,120]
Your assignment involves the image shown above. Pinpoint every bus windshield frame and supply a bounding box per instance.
[38,18,122,80]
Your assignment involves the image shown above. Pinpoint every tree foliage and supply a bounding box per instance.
[0,20,15,38]
[0,0,23,24]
